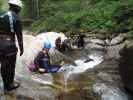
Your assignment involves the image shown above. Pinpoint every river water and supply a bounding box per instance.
[0,34,129,100]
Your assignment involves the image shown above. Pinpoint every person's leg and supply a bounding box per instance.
[1,55,9,90]
[1,53,19,91]
[7,54,17,84]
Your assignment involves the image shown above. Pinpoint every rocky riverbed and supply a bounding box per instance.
[0,32,131,100]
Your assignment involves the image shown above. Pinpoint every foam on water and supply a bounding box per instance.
[58,53,103,92]
[59,53,103,74]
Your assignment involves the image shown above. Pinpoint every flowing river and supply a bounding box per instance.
[0,33,129,100]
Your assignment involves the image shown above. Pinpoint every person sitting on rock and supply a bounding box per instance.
[34,41,51,73]
[55,37,62,51]
[60,39,71,52]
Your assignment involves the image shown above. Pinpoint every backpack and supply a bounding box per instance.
[0,11,14,33]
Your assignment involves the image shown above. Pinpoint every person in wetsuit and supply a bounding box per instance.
[55,37,62,51]
[77,33,85,48]
[34,42,51,73]
[0,0,23,92]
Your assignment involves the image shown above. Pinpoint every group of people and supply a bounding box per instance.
[33,37,65,73]
[0,0,86,93]
[33,33,86,73]
[0,0,132,97]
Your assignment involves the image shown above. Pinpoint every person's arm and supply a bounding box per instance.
[15,19,23,56]
[34,52,43,67]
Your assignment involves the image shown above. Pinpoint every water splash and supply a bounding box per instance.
[59,53,103,74]
[58,53,103,92]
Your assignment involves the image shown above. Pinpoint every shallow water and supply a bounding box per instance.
[0,34,129,100]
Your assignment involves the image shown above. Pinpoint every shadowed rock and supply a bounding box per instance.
[119,40,133,95]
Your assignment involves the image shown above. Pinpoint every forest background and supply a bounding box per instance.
[0,0,133,36]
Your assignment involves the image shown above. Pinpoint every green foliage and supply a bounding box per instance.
[112,2,133,33]
[0,0,8,11]
[81,0,118,32]
[0,0,2,9]
[21,0,34,18]
[22,0,133,34]
[0,0,132,35]
[32,0,82,33]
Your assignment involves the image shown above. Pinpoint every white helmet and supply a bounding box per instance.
[8,0,23,8]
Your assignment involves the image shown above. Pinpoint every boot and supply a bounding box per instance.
[4,81,20,92]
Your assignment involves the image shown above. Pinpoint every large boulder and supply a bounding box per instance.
[85,43,105,51]
[119,40,133,94]
[104,44,125,60]
[110,34,126,45]
[89,39,105,46]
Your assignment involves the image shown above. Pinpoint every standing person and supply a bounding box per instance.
[77,33,85,48]
[0,0,23,92]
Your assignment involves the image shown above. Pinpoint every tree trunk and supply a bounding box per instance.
[27,0,39,19]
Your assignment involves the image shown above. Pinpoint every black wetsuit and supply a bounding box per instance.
[34,51,61,73]
[55,38,61,51]
[0,10,23,89]
[34,51,50,70]
[77,34,85,48]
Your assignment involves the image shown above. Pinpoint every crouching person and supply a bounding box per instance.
[34,42,51,73]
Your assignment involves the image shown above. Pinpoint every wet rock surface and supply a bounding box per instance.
[119,40,133,97]
[0,33,130,100]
